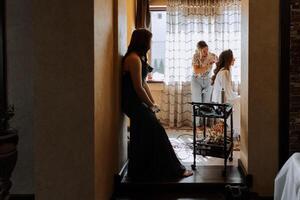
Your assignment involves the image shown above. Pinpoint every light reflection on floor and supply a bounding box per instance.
[166,129,239,166]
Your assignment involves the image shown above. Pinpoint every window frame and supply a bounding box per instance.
[147,6,167,83]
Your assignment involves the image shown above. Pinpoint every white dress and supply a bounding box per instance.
[212,69,240,137]
[274,153,300,200]
[211,69,238,103]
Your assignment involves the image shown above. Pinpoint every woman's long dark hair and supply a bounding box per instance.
[211,49,233,85]
[123,28,152,62]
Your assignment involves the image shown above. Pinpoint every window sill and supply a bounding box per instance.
[147,80,164,84]
[147,81,164,91]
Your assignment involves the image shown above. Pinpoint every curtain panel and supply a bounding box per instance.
[160,0,241,128]
[136,0,151,29]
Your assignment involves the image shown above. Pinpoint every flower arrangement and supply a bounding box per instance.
[206,122,225,145]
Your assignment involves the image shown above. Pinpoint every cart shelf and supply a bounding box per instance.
[189,102,234,176]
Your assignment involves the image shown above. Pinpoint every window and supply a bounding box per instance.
[149,9,166,81]
[149,7,241,84]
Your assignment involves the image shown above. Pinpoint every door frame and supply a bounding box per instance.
[279,0,290,168]
[0,0,7,110]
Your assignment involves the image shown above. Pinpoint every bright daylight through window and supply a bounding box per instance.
[149,10,166,81]
[149,9,241,85]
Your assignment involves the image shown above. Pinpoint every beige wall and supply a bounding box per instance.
[6,1,34,194]
[6,0,129,199]
[241,0,280,196]
[126,0,135,44]
[95,0,128,199]
[32,1,95,199]
[240,0,249,173]
[94,0,114,199]
[114,0,128,172]
[6,0,128,199]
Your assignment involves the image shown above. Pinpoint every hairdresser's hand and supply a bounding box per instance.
[208,54,218,65]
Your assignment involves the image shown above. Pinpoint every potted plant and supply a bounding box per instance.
[0,105,18,200]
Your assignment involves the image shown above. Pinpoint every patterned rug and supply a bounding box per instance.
[166,127,240,166]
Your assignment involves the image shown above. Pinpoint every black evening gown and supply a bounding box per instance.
[122,55,186,181]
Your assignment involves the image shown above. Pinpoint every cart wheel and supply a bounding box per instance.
[229,157,233,162]
[191,164,196,170]
[222,170,226,177]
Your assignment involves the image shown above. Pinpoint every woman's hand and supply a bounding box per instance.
[150,104,160,113]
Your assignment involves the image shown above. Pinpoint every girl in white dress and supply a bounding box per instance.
[211,49,240,137]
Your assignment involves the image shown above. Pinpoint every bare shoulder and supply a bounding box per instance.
[124,52,141,66]
[123,52,142,72]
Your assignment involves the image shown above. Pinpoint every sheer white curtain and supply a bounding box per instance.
[160,0,241,128]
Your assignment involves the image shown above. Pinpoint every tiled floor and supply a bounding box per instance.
[166,128,240,167]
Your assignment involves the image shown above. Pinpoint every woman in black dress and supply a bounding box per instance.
[122,29,193,180]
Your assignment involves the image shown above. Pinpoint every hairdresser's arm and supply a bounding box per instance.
[126,54,154,107]
[193,64,210,75]
[192,53,210,75]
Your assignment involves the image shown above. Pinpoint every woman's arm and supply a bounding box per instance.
[211,53,218,63]
[192,53,210,75]
[125,54,154,108]
[193,64,210,75]
[143,82,155,104]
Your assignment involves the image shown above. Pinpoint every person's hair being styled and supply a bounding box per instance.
[211,49,233,85]
[197,40,208,49]
[125,28,152,58]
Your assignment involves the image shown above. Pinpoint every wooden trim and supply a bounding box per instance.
[149,6,166,11]
[0,0,7,110]
[9,194,35,200]
[257,197,274,200]
[279,0,290,168]
[147,80,164,84]
[238,159,253,187]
